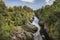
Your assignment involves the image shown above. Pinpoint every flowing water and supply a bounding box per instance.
[32,16,43,40]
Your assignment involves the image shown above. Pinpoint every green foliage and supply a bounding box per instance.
[35,0,60,40]
[0,1,34,40]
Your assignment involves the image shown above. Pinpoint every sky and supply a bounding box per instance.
[4,0,55,10]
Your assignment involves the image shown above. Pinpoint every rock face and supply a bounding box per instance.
[9,22,38,40]
[9,27,34,40]
[10,28,33,40]
[23,22,38,33]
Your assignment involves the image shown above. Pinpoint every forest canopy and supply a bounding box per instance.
[0,0,34,40]
[35,0,60,40]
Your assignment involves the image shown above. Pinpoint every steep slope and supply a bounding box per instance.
[35,0,60,40]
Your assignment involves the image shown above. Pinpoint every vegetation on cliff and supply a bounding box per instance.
[35,0,60,40]
[0,0,34,40]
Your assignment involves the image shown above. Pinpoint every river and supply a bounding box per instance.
[32,16,43,40]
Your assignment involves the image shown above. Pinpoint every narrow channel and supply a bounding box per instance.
[32,16,43,40]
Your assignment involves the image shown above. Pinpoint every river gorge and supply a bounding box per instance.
[32,16,43,40]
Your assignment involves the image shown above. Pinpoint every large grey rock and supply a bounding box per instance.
[22,22,38,33]
[9,27,34,40]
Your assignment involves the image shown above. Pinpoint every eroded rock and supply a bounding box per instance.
[9,27,34,40]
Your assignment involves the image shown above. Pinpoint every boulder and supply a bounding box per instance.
[9,27,34,40]
[22,22,38,33]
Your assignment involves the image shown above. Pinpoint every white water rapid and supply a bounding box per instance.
[32,16,43,40]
